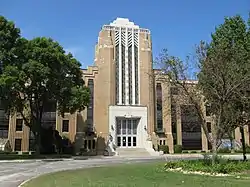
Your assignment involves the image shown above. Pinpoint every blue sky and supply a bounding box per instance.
[1,0,249,68]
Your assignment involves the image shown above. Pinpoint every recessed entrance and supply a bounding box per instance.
[116,118,139,148]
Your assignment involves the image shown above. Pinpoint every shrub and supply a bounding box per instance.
[182,150,188,154]
[174,145,182,153]
[159,145,169,154]
[22,152,30,155]
[218,147,231,153]
[164,159,250,174]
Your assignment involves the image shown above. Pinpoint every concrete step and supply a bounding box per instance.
[116,148,151,156]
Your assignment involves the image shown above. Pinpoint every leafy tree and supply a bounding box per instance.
[156,15,250,163]
[0,15,23,72]
[0,16,90,153]
[198,15,250,160]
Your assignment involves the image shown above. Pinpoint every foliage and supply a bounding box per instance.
[236,145,250,153]
[164,159,250,174]
[0,15,23,69]
[174,145,182,153]
[198,15,250,149]
[217,147,231,153]
[0,16,90,153]
[158,145,169,154]
[155,14,250,164]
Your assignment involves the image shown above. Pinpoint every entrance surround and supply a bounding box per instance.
[109,106,148,148]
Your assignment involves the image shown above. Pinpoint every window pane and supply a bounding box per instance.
[92,140,96,149]
[16,119,23,131]
[132,120,137,135]
[88,140,91,150]
[116,119,121,135]
[127,120,131,134]
[117,137,121,146]
[133,137,136,147]
[62,120,69,132]
[122,137,126,146]
[122,120,126,135]
[128,137,131,147]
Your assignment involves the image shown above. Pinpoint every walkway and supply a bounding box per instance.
[0,154,249,187]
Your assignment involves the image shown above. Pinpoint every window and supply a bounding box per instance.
[207,122,212,133]
[16,119,23,131]
[88,140,91,150]
[62,120,69,132]
[92,140,96,149]
[206,105,211,116]
[14,139,22,151]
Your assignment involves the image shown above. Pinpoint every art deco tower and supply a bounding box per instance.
[94,18,155,151]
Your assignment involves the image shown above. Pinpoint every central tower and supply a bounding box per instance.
[94,18,155,153]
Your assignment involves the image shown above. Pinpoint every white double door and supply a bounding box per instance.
[116,118,139,148]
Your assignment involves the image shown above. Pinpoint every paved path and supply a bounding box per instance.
[0,156,167,187]
[0,154,249,187]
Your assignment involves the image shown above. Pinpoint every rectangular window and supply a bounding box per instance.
[117,137,121,146]
[207,122,212,133]
[128,137,131,146]
[62,120,69,132]
[206,105,211,116]
[115,45,120,104]
[134,45,139,104]
[122,137,126,146]
[133,137,136,146]
[116,119,121,135]
[88,140,91,150]
[16,119,23,131]
[84,140,87,149]
[92,140,96,149]
[121,44,126,105]
[0,117,9,138]
[122,120,126,135]
[14,139,22,151]
[128,46,133,104]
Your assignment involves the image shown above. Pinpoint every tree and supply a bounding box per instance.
[198,15,250,160]
[0,16,90,153]
[0,15,23,72]
[155,15,250,163]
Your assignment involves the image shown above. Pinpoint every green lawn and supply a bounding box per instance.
[23,162,250,187]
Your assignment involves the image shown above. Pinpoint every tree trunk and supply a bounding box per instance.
[240,126,247,161]
[35,132,41,155]
[211,140,217,165]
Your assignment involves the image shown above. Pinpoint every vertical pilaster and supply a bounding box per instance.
[118,28,122,104]
[176,104,182,145]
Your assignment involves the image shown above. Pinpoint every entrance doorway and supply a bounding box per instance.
[116,118,139,148]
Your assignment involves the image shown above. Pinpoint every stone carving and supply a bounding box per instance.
[105,134,118,156]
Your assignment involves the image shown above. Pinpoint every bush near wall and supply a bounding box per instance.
[174,145,182,153]
[235,145,250,153]
[158,145,169,154]
[164,159,250,174]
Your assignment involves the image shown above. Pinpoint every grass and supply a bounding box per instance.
[23,162,250,187]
